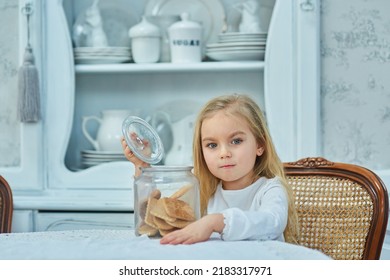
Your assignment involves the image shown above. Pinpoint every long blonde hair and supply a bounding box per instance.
[193,94,299,243]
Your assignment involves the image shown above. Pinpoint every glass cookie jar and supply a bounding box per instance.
[134,166,200,237]
[122,116,200,237]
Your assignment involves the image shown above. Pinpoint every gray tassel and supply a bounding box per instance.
[18,3,41,123]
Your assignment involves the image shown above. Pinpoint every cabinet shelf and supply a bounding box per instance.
[75,61,265,74]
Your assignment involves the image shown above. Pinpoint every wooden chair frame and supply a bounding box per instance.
[0,175,13,233]
[284,157,389,260]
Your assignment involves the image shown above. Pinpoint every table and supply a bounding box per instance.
[0,229,331,260]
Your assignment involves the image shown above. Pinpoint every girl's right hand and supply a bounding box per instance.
[121,136,150,177]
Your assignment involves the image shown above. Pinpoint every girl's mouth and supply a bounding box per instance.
[220,164,235,169]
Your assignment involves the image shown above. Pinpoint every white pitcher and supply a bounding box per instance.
[82,110,134,152]
[152,111,195,166]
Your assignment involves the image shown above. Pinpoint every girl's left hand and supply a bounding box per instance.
[160,214,224,245]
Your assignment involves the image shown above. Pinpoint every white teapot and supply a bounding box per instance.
[82,109,135,152]
[152,111,196,165]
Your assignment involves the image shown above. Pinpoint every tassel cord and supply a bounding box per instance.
[22,3,33,49]
[18,2,41,123]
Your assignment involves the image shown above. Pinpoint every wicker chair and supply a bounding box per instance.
[0,175,13,233]
[284,157,389,260]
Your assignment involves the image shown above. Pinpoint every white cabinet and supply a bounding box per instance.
[34,212,134,231]
[12,210,34,233]
[8,0,321,233]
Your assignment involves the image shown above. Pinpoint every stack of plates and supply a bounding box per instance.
[206,32,267,61]
[81,150,127,168]
[74,47,132,64]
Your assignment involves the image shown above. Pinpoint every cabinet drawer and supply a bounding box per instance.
[12,210,35,233]
[34,211,134,231]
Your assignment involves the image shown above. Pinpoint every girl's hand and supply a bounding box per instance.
[160,214,224,245]
[121,136,150,177]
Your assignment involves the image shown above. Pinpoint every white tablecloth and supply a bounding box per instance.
[0,229,331,260]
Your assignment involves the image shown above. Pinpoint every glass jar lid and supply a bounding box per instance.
[122,116,164,164]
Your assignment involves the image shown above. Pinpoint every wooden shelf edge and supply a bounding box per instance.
[75,61,265,74]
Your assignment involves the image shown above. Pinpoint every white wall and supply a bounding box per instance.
[0,1,20,167]
[321,0,390,170]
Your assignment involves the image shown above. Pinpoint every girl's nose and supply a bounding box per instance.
[220,145,232,159]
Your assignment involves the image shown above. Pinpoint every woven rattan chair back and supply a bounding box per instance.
[0,175,13,233]
[284,157,389,260]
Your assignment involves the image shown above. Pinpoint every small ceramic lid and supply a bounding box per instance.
[122,116,164,164]
[169,13,201,31]
[129,16,161,38]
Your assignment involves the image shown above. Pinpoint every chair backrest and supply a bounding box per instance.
[0,175,13,233]
[284,157,389,260]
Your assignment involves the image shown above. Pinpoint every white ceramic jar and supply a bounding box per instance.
[168,13,202,63]
[129,16,161,63]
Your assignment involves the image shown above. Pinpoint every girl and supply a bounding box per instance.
[122,94,299,245]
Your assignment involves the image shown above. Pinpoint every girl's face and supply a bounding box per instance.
[201,110,264,190]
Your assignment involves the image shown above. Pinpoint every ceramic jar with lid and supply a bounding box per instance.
[122,116,200,237]
[129,16,161,63]
[168,13,202,63]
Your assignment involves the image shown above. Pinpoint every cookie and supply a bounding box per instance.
[170,184,192,199]
[144,197,158,228]
[153,216,175,230]
[159,228,177,237]
[150,189,161,199]
[139,198,148,220]
[150,198,177,223]
[166,218,193,229]
[138,223,158,236]
[162,197,196,221]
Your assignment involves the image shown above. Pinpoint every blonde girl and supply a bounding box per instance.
[122,94,299,245]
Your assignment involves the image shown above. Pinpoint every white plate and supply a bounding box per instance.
[145,0,225,45]
[81,150,125,156]
[207,42,266,48]
[75,56,131,64]
[207,47,265,53]
[219,32,268,38]
[74,47,131,55]
[82,153,126,159]
[218,38,267,44]
[74,53,131,58]
[206,50,265,61]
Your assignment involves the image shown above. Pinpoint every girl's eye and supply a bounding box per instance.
[232,138,243,145]
[206,143,217,149]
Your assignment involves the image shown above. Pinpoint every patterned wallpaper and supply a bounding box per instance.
[321,0,390,170]
[0,1,20,167]
[1,0,389,171]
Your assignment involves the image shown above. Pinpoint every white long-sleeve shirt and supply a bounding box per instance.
[207,176,288,242]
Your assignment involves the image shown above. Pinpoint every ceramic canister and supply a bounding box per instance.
[168,13,202,63]
[129,16,161,63]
